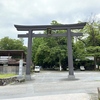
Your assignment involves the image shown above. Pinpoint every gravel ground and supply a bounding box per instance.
[0,71,100,100]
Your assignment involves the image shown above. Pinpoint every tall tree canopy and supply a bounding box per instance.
[32,20,68,69]
[0,37,27,52]
[32,19,100,70]
[75,18,100,69]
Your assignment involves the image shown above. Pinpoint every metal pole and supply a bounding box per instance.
[67,28,75,79]
[26,30,32,80]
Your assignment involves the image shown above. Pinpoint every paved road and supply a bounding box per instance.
[0,71,99,99]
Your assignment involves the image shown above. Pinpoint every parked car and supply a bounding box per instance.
[80,66,85,71]
[34,66,40,72]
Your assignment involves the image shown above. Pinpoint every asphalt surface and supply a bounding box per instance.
[0,71,99,100]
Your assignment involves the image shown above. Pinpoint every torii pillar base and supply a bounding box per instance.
[25,75,31,81]
[68,75,75,80]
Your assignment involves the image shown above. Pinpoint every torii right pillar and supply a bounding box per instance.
[67,28,75,79]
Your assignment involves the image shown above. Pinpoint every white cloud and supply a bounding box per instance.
[96,14,100,19]
[0,0,100,46]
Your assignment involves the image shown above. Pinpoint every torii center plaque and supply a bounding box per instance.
[14,22,86,81]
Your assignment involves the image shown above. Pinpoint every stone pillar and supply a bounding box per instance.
[19,59,23,77]
[67,28,75,79]
[26,30,32,80]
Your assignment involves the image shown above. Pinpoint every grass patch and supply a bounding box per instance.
[0,74,17,78]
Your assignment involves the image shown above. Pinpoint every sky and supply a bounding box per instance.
[0,0,100,46]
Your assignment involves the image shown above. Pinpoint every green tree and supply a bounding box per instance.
[32,21,68,70]
[0,37,27,52]
[78,18,100,69]
[32,37,45,64]
[73,40,86,60]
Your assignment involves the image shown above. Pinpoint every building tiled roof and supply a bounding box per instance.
[0,50,26,58]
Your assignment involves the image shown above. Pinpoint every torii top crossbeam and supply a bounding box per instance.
[14,22,86,31]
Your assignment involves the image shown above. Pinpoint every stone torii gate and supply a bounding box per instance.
[14,22,86,80]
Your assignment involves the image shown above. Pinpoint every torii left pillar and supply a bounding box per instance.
[25,30,32,80]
